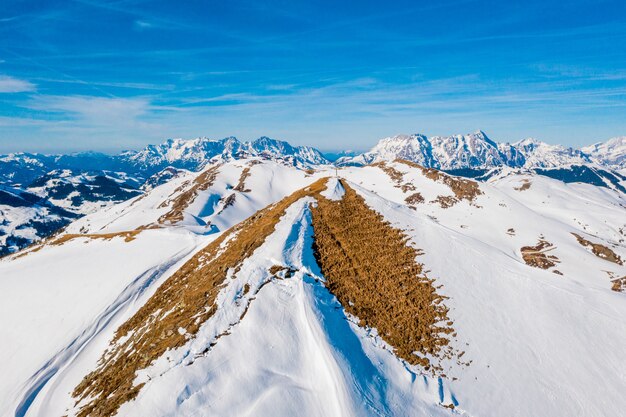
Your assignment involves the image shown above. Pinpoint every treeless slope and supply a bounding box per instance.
[72,179,330,417]
[395,159,483,206]
[311,180,454,371]
[157,165,220,224]
[71,177,456,416]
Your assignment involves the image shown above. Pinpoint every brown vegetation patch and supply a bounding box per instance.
[311,181,455,371]
[571,233,623,265]
[51,230,141,245]
[233,167,251,192]
[371,162,418,196]
[611,276,626,292]
[431,195,458,208]
[521,240,560,270]
[72,178,330,417]
[372,162,404,184]
[405,192,425,205]
[396,159,483,206]
[400,183,416,192]
[514,179,532,191]
[158,165,220,224]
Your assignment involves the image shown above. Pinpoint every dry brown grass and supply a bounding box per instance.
[571,233,623,265]
[71,178,330,417]
[71,177,459,415]
[405,192,425,205]
[431,195,458,208]
[514,179,532,191]
[372,162,404,184]
[51,231,141,245]
[311,180,455,370]
[611,276,626,292]
[396,159,483,207]
[233,167,251,192]
[521,240,560,270]
[10,228,141,260]
[372,162,418,196]
[158,165,220,224]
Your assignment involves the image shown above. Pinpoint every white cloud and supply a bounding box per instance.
[29,95,152,125]
[134,20,154,30]
[0,75,36,93]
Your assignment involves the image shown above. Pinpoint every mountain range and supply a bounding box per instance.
[1,132,624,256]
[340,130,625,170]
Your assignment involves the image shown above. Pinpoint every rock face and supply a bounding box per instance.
[121,136,329,172]
[343,130,605,170]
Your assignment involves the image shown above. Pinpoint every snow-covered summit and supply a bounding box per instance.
[122,136,329,169]
[346,130,512,169]
[582,136,626,169]
[514,137,591,168]
[343,130,614,170]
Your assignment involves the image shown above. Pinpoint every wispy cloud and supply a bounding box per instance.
[28,95,153,124]
[134,20,154,30]
[0,75,36,93]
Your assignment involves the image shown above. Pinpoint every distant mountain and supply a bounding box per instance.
[0,136,329,188]
[0,184,78,256]
[26,169,142,214]
[513,138,591,168]
[0,169,142,255]
[0,136,329,255]
[342,130,600,170]
[1,132,624,257]
[121,136,329,173]
[582,136,626,169]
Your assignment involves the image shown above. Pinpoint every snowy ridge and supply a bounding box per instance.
[342,130,620,170]
[1,159,625,417]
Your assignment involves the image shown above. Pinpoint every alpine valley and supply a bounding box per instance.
[1,131,625,417]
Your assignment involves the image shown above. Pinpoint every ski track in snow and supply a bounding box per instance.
[13,246,197,417]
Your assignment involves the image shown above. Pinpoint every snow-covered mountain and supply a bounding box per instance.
[121,136,329,171]
[582,136,626,169]
[514,137,591,168]
[0,185,78,256]
[1,132,625,257]
[0,169,142,255]
[1,158,624,417]
[342,130,599,169]
[0,136,329,255]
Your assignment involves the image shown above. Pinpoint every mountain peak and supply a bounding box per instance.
[342,131,616,170]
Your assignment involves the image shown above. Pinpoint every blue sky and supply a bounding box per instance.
[1,0,625,153]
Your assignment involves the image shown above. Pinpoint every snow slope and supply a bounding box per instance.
[1,159,625,417]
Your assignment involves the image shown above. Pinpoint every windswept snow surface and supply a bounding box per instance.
[1,159,625,417]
